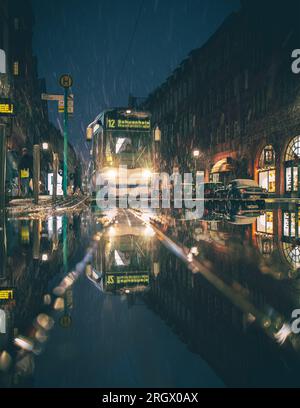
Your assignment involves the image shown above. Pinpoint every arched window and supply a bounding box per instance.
[282,243,300,270]
[257,145,275,192]
[285,136,300,161]
[284,136,300,193]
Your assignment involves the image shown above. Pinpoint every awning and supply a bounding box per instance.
[211,158,234,174]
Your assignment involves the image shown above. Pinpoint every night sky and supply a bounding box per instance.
[32,0,240,160]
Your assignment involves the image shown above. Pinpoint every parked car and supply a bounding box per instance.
[212,184,228,212]
[226,179,268,211]
[203,182,223,198]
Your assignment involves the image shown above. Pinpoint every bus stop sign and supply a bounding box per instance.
[59,74,73,88]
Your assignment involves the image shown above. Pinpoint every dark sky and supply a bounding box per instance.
[32,0,240,159]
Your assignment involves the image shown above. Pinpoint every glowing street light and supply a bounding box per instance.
[193,149,200,158]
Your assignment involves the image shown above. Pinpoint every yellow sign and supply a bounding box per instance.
[106,274,149,286]
[20,168,29,178]
[0,289,15,301]
[21,226,30,243]
[106,118,150,130]
[0,102,14,116]
[58,95,74,114]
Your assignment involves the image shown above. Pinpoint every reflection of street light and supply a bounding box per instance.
[41,142,59,200]
[154,126,161,142]
[41,253,49,262]
[192,149,202,176]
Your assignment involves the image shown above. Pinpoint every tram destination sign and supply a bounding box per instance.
[105,274,150,286]
[105,113,151,131]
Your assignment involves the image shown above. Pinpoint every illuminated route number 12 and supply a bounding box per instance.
[108,119,116,128]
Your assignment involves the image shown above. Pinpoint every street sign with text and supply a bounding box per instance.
[58,94,74,113]
[0,287,16,303]
[41,93,64,101]
[0,99,15,117]
[59,74,73,89]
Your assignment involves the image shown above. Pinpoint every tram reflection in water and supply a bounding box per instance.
[87,223,156,295]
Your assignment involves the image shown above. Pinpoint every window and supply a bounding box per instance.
[285,135,300,161]
[13,61,19,76]
[257,211,273,234]
[258,145,276,192]
[282,242,300,269]
[284,136,300,193]
[282,211,300,239]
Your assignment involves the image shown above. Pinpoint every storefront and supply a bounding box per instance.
[284,135,300,195]
[281,207,300,269]
[209,157,234,184]
[255,211,274,256]
[257,145,276,193]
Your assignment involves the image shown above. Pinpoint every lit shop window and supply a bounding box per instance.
[285,166,298,192]
[284,136,300,193]
[13,61,19,76]
[256,211,273,234]
[282,211,300,238]
[257,145,275,193]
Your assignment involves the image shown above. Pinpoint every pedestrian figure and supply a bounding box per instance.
[73,165,82,194]
[18,147,33,198]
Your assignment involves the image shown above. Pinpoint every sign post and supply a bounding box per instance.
[0,125,6,212]
[59,74,73,197]
[52,153,59,203]
[33,144,40,205]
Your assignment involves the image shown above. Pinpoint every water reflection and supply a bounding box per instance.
[1,204,300,387]
[0,211,91,387]
[87,223,156,295]
[145,205,300,386]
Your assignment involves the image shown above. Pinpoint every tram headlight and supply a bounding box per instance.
[142,169,152,179]
[107,169,117,179]
[108,226,116,237]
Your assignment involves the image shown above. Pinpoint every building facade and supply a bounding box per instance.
[144,1,300,197]
[0,0,79,196]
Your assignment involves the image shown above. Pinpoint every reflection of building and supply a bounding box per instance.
[145,244,299,387]
[144,1,300,197]
[253,207,300,271]
[257,146,276,193]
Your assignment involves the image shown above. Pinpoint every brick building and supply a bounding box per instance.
[0,0,79,196]
[144,0,300,197]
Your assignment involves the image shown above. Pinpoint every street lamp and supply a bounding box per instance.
[42,142,49,151]
[193,149,200,158]
[41,142,59,202]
